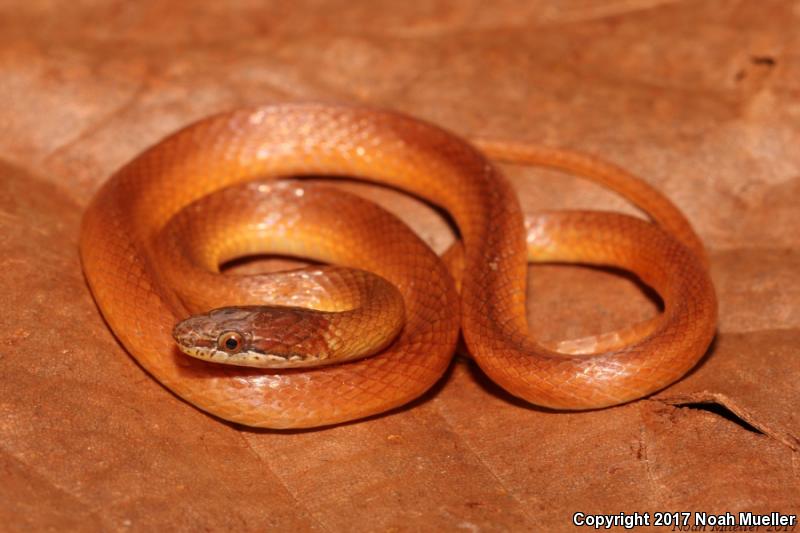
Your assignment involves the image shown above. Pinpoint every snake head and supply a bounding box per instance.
[172,306,331,368]
[172,307,252,363]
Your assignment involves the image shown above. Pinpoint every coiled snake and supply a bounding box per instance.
[80,103,716,428]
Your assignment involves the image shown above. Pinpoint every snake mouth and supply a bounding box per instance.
[176,344,313,368]
[173,340,217,360]
[171,336,236,364]
[176,345,208,358]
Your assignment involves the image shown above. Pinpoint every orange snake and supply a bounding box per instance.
[80,103,717,428]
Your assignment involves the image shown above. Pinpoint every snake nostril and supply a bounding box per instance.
[172,324,193,345]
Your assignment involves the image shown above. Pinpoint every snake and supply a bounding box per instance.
[79,102,717,428]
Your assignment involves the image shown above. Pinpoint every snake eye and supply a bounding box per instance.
[218,331,244,354]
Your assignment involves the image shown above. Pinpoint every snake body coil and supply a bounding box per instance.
[80,103,716,428]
